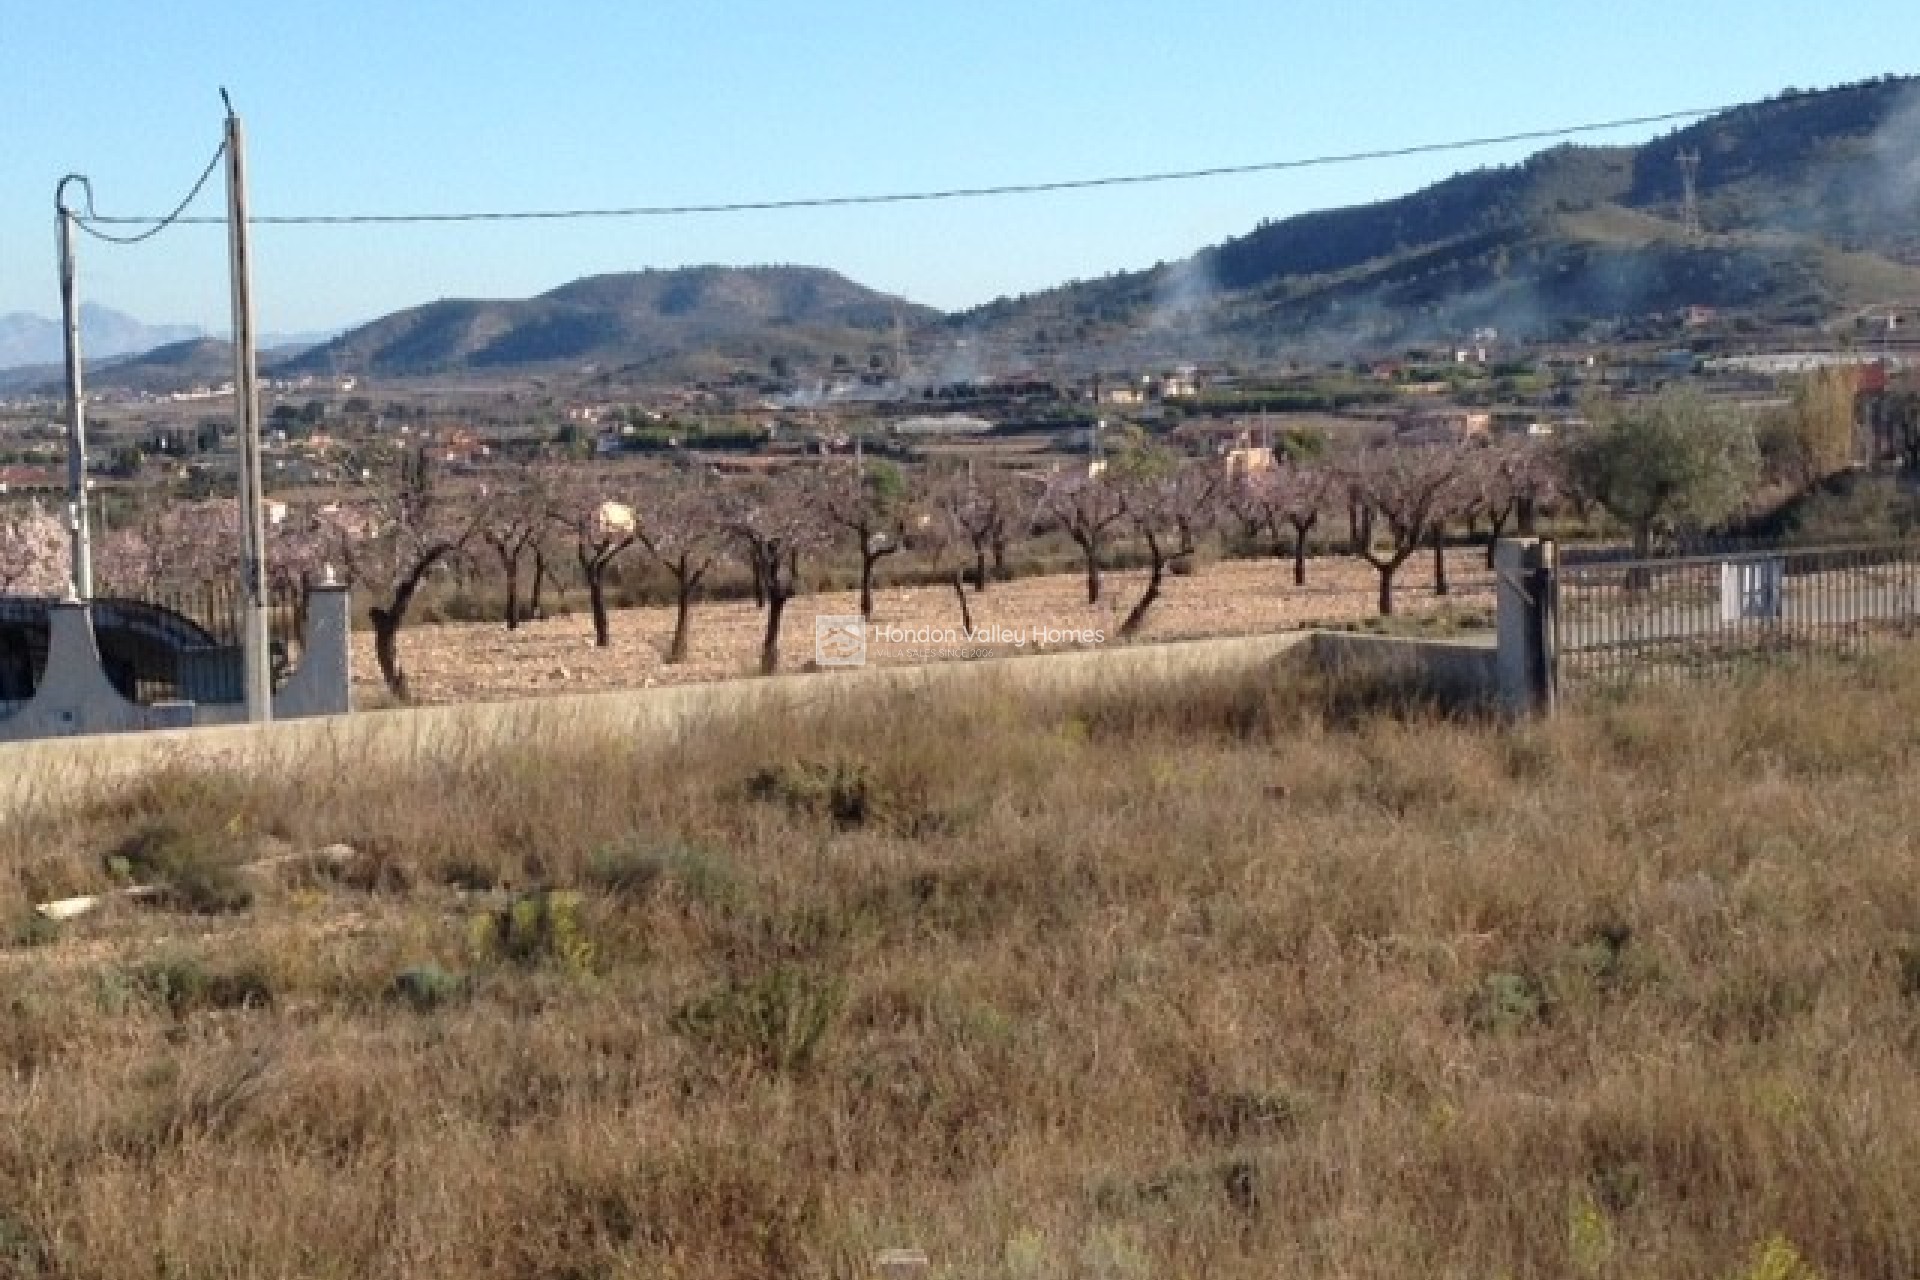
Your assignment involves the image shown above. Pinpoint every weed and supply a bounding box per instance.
[469,889,597,975]
[1468,971,1548,1033]
[390,964,470,1012]
[671,965,843,1073]
[127,956,275,1017]
[103,820,252,915]
[746,758,886,829]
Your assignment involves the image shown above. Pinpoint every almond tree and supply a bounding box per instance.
[0,503,68,596]
[554,476,639,650]
[722,471,832,675]
[932,463,1029,593]
[314,446,481,700]
[816,458,910,621]
[1347,443,1471,616]
[1038,465,1127,605]
[480,467,558,630]
[633,470,728,665]
[1112,452,1223,639]
[915,480,982,636]
[1231,460,1337,587]
[1469,437,1563,567]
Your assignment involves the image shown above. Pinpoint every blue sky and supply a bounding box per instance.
[2,2,1913,333]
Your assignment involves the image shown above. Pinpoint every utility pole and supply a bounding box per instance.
[54,176,94,598]
[223,91,272,723]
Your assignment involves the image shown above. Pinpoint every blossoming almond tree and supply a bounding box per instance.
[313,446,481,700]
[0,503,69,596]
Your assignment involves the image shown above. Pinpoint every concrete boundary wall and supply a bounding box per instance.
[0,621,1513,819]
[0,631,1320,816]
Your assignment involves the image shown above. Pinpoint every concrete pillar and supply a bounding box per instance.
[1495,538,1556,716]
[273,584,353,718]
[0,600,145,741]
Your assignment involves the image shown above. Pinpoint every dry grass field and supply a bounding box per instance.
[4,652,1919,1278]
[357,550,1496,704]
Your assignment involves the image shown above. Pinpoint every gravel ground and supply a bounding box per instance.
[351,551,1496,705]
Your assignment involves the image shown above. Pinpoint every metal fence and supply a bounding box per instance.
[1552,540,1920,695]
[98,583,307,705]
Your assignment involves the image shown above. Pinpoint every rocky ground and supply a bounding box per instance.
[351,550,1497,705]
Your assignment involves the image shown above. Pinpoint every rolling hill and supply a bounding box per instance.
[948,74,1920,366]
[280,266,937,380]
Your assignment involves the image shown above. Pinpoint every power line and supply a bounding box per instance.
[74,104,1720,234]
[68,138,227,244]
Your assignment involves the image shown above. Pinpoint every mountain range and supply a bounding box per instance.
[14,75,1919,392]
[0,305,202,372]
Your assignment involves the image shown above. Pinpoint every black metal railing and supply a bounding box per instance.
[1553,541,1920,694]
[103,582,309,705]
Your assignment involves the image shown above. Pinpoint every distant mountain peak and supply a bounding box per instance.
[0,305,204,372]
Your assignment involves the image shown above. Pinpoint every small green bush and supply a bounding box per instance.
[746,759,881,829]
[129,956,275,1017]
[1468,970,1547,1033]
[104,821,252,915]
[469,889,596,975]
[390,964,470,1012]
[671,965,844,1073]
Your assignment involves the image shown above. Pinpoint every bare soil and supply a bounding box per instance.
[354,550,1496,704]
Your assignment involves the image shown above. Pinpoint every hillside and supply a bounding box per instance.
[950,75,1920,365]
[282,266,939,380]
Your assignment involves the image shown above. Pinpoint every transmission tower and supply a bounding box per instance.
[1676,149,1702,240]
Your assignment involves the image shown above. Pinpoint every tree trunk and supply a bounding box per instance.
[1517,496,1538,537]
[1484,509,1511,569]
[859,551,879,621]
[760,591,788,675]
[991,535,1008,581]
[502,556,523,630]
[1289,515,1315,587]
[1432,524,1450,597]
[972,543,989,594]
[750,556,766,609]
[950,569,974,635]
[1119,540,1165,638]
[529,549,550,619]
[370,607,408,701]
[668,579,694,664]
[1077,536,1102,604]
[587,566,611,648]
[1376,563,1397,617]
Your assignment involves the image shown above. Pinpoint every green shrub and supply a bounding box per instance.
[104,821,252,915]
[746,758,882,829]
[390,964,470,1012]
[5,911,60,949]
[469,889,596,975]
[1468,970,1547,1033]
[671,965,844,1073]
[129,956,275,1017]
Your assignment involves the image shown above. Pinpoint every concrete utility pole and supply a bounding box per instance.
[223,91,272,723]
[54,176,94,598]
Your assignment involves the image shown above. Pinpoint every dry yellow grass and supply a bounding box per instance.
[3,655,1919,1278]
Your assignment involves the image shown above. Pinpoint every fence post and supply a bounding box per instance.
[1496,538,1556,716]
